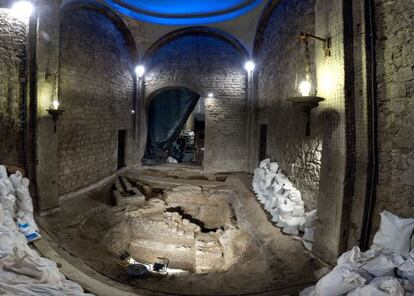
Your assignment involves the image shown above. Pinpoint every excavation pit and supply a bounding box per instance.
[40,172,320,295]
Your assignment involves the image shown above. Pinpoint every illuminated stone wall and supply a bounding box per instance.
[58,8,135,195]
[144,33,248,172]
[0,9,26,167]
[255,0,319,210]
[373,0,414,232]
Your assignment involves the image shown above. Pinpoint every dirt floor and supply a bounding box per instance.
[39,167,321,295]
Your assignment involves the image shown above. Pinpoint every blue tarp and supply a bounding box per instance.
[143,88,200,163]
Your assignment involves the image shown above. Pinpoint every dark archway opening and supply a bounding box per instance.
[142,87,205,166]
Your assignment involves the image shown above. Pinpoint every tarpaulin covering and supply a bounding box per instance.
[144,88,200,162]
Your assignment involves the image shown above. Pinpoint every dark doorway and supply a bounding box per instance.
[117,130,126,169]
[259,124,268,161]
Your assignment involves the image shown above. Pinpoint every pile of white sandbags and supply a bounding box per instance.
[0,164,93,295]
[300,211,414,296]
[0,165,40,241]
[252,159,317,249]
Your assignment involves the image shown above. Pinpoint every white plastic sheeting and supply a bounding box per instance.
[0,165,93,296]
[252,159,316,249]
[301,211,414,296]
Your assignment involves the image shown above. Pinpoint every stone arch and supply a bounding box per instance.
[141,27,249,172]
[60,0,138,64]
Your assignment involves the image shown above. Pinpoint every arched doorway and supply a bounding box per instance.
[143,87,205,166]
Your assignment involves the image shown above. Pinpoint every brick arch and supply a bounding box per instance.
[60,0,138,65]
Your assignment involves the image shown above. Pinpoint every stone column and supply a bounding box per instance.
[34,0,61,213]
[313,0,357,264]
[246,67,258,173]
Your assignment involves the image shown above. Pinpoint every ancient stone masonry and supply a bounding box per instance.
[58,8,135,195]
[255,0,319,210]
[144,33,248,172]
[0,10,27,167]
[373,0,414,232]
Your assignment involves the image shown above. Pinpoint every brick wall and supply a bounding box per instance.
[255,0,319,210]
[373,0,414,230]
[58,8,135,195]
[0,9,26,167]
[144,33,248,172]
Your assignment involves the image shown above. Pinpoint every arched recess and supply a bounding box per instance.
[144,87,203,165]
[58,4,137,195]
[142,27,249,172]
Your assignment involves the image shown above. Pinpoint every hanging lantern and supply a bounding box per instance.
[287,32,330,136]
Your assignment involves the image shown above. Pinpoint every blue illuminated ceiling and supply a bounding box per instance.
[105,0,264,25]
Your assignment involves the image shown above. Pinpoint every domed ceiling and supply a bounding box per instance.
[105,0,264,25]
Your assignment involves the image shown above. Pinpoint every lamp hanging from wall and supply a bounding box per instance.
[46,73,64,133]
[287,32,330,136]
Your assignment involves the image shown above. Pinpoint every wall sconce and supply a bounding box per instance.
[287,32,331,136]
[47,100,64,133]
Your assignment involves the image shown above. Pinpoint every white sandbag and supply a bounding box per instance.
[292,205,305,217]
[303,240,313,251]
[316,264,368,296]
[0,178,13,197]
[0,165,7,178]
[259,158,270,169]
[397,257,414,281]
[16,186,34,214]
[305,209,317,228]
[288,188,303,205]
[373,211,414,256]
[0,194,16,216]
[279,203,294,217]
[282,216,302,235]
[300,286,317,296]
[167,156,178,164]
[0,211,28,257]
[269,162,279,173]
[365,277,406,296]
[303,226,315,242]
[1,247,65,287]
[10,171,23,188]
[361,253,403,277]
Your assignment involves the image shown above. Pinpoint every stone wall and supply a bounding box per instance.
[58,8,135,195]
[373,0,414,231]
[144,33,248,172]
[0,9,26,167]
[255,0,320,210]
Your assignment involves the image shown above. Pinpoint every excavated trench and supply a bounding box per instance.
[40,171,320,295]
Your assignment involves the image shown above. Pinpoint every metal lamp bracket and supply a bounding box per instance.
[299,32,331,57]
